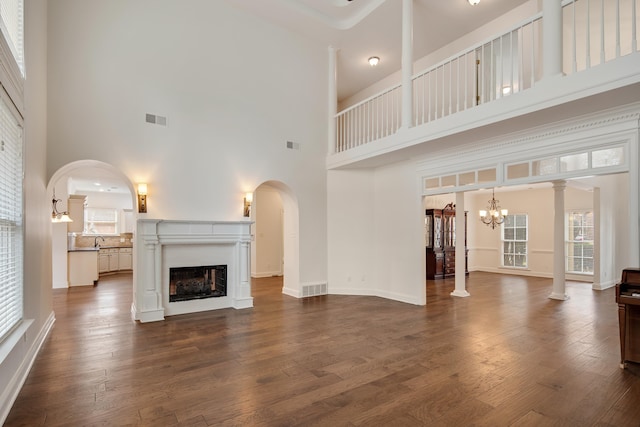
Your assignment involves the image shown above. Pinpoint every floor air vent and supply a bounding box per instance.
[302,283,327,297]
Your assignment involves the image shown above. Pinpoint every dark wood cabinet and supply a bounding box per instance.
[425,204,468,280]
[616,268,640,368]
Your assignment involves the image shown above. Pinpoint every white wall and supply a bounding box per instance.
[327,169,376,294]
[373,161,424,304]
[0,0,53,422]
[46,0,328,292]
[328,161,424,305]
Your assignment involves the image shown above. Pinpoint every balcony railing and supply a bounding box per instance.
[333,0,638,154]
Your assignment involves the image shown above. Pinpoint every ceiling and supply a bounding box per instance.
[227,0,531,100]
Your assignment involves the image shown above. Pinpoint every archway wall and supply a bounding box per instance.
[47,160,137,289]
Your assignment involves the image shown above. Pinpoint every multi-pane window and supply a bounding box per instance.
[84,207,119,235]
[566,211,594,274]
[0,95,23,343]
[502,214,528,268]
[0,0,23,344]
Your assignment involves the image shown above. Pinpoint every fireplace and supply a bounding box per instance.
[134,219,253,323]
[169,265,227,302]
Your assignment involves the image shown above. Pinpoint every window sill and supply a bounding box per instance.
[0,319,34,365]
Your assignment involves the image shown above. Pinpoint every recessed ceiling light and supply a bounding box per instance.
[368,56,380,66]
[94,182,101,186]
[468,0,480,5]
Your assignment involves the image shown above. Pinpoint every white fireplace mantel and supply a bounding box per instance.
[132,219,253,323]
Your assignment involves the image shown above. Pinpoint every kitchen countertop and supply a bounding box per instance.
[68,245,133,252]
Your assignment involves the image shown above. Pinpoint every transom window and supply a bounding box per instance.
[502,214,528,268]
[566,210,594,274]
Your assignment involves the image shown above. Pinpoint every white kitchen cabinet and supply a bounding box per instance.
[99,248,120,273]
[98,250,109,273]
[67,195,87,233]
[118,247,132,270]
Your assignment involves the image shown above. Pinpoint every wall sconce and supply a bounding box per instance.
[243,192,253,217]
[51,190,73,223]
[137,183,148,213]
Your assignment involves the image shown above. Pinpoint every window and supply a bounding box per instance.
[0,0,24,74]
[84,207,119,235]
[0,94,23,343]
[502,214,528,268]
[566,211,594,274]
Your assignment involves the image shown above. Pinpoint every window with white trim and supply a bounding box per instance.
[84,207,119,236]
[502,214,528,268]
[566,210,594,274]
[0,94,23,343]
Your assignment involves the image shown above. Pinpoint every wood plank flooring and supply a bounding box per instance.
[5,272,640,426]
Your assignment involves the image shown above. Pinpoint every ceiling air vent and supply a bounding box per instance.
[286,140,300,150]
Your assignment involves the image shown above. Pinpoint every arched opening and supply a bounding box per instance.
[249,180,300,297]
[48,160,137,291]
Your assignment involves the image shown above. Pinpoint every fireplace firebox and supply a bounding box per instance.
[169,265,227,302]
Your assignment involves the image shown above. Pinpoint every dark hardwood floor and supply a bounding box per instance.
[5,272,640,426]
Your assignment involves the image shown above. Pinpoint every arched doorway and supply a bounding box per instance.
[249,180,300,297]
[48,160,136,290]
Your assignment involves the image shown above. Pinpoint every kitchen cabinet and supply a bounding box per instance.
[68,249,98,286]
[99,248,120,273]
[118,247,132,270]
[99,247,132,274]
[67,195,87,233]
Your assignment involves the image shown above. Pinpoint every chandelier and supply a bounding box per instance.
[479,189,507,229]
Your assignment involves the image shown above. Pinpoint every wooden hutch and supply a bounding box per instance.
[425,203,468,279]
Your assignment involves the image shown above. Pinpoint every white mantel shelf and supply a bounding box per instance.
[133,219,253,323]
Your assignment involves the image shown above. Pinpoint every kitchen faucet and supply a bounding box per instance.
[94,236,105,248]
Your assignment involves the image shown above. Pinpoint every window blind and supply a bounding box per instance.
[0,93,23,343]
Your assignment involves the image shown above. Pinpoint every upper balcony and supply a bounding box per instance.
[327,0,640,170]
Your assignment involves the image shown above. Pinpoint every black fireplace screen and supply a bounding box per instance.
[169,265,227,302]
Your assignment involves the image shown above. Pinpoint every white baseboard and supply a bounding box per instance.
[251,271,282,278]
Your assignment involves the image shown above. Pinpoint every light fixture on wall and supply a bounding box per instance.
[243,192,253,217]
[468,0,480,5]
[51,190,73,223]
[368,56,380,66]
[137,183,148,213]
[479,188,507,229]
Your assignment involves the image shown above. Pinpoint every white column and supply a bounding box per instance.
[592,187,603,290]
[451,192,470,298]
[543,0,563,79]
[401,0,413,130]
[630,131,640,265]
[328,46,338,154]
[550,180,569,300]
[234,240,254,309]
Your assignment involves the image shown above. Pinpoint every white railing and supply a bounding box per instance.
[563,0,638,74]
[333,0,639,154]
[335,84,401,153]
[413,13,542,127]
